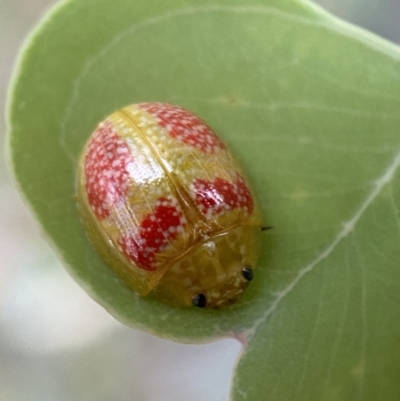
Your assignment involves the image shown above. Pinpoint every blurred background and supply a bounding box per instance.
[1,1,399,400]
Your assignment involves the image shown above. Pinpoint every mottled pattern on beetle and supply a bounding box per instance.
[139,102,226,154]
[117,197,187,271]
[84,121,133,220]
[126,104,237,185]
[84,116,187,271]
[126,104,257,228]
[102,114,190,271]
[109,113,171,207]
[192,174,254,219]
[85,105,259,274]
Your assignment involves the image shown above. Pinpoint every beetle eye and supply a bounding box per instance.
[192,294,207,308]
[242,267,254,282]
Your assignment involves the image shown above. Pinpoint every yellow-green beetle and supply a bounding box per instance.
[77,103,265,308]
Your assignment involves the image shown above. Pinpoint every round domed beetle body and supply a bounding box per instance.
[76,103,264,308]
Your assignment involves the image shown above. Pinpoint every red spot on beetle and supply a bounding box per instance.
[139,103,226,153]
[193,174,254,216]
[84,121,134,220]
[118,197,186,270]
[236,175,254,212]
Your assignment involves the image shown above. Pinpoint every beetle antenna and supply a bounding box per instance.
[261,225,273,231]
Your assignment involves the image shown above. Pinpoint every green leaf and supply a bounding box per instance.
[7,0,400,399]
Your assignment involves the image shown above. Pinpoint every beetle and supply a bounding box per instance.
[76,102,266,308]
